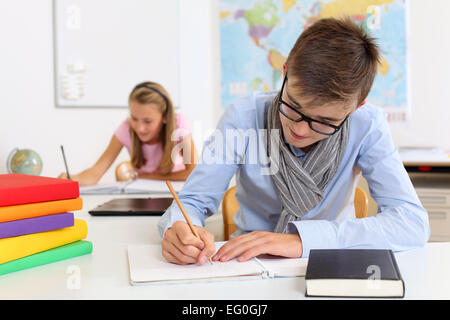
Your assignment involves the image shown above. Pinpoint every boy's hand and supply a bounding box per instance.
[212,231,302,262]
[162,221,216,265]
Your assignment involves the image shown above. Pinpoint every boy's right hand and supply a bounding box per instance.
[161,221,216,265]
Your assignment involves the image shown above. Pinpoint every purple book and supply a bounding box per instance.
[0,213,74,239]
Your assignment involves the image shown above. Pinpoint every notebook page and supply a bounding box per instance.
[79,182,127,195]
[255,254,308,277]
[126,179,184,194]
[127,243,263,284]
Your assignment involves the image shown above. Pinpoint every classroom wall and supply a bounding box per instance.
[0,0,221,181]
[0,0,449,181]
[390,0,450,149]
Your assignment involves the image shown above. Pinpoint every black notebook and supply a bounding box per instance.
[88,198,173,216]
[305,249,404,298]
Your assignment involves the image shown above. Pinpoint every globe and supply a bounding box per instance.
[115,161,137,182]
[7,148,43,176]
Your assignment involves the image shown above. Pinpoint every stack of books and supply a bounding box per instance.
[0,174,92,275]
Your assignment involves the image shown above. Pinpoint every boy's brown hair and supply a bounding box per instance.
[286,17,380,108]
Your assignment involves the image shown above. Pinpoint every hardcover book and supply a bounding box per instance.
[0,174,79,207]
[305,249,404,298]
[0,219,88,264]
[0,240,92,276]
[0,198,82,223]
[0,213,74,239]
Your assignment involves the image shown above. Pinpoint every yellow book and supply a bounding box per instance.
[0,198,82,223]
[0,219,87,264]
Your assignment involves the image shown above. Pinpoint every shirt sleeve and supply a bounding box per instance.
[113,119,131,148]
[289,109,430,257]
[173,113,191,144]
[158,104,245,237]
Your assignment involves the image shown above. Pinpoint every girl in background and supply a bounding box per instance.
[59,81,197,185]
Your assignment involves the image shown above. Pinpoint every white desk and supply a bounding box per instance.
[399,148,450,167]
[0,195,450,300]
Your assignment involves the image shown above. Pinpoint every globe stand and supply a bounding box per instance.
[6,148,19,174]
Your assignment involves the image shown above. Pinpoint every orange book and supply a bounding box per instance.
[0,198,83,223]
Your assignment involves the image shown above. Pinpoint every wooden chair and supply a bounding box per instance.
[222,186,240,241]
[222,186,369,240]
[354,186,369,219]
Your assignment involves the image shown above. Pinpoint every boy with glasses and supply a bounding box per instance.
[158,17,430,265]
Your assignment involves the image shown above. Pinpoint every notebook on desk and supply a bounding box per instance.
[127,241,308,285]
[80,179,184,195]
[88,198,173,216]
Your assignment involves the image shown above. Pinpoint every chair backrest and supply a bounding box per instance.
[354,186,369,219]
[222,186,239,240]
[221,186,369,240]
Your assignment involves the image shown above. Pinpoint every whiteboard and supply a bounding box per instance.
[53,0,180,108]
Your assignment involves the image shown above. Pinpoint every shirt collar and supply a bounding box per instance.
[282,134,307,158]
[289,143,307,158]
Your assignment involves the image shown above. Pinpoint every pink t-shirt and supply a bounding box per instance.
[114,113,190,174]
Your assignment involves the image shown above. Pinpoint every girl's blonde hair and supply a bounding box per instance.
[128,81,176,175]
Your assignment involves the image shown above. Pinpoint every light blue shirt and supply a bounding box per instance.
[158,91,430,257]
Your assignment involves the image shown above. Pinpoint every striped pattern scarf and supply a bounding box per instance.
[266,94,350,233]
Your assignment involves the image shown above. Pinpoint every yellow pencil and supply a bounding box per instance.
[165,181,213,265]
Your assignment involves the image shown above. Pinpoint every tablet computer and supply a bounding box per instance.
[88,198,173,216]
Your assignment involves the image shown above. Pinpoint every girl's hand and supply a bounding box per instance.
[58,172,80,182]
[212,231,303,262]
[58,173,69,179]
[57,172,97,186]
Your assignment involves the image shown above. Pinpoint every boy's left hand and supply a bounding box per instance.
[212,231,303,262]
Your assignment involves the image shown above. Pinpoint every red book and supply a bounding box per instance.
[0,174,79,207]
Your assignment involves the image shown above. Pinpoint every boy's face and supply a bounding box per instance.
[279,75,354,151]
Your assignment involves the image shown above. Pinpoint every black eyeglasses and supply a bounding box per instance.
[277,74,348,136]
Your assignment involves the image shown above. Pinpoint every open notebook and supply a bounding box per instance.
[127,241,308,285]
[80,179,184,195]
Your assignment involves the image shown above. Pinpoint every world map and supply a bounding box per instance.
[220,0,409,122]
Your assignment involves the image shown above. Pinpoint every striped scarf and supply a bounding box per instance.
[266,94,350,233]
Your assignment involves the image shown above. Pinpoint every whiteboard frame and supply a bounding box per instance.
[52,0,181,109]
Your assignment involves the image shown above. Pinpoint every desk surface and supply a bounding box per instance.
[1,194,450,300]
[399,148,450,167]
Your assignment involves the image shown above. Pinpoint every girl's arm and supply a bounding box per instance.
[138,134,198,181]
[58,135,123,186]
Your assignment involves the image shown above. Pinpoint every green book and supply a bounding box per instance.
[0,240,92,276]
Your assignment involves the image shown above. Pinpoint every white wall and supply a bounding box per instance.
[390,0,450,149]
[1,0,449,180]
